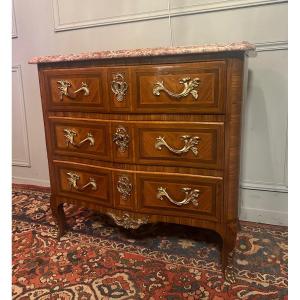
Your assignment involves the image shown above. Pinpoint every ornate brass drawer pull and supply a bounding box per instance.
[117,175,132,200]
[63,129,95,148]
[111,73,128,102]
[155,135,200,156]
[66,171,97,191]
[153,77,200,100]
[113,125,130,152]
[107,212,149,229]
[157,187,200,207]
[57,80,90,100]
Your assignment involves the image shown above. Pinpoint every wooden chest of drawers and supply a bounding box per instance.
[30,42,255,278]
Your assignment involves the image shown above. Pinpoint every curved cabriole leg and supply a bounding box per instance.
[221,223,238,284]
[50,199,67,239]
[221,239,236,284]
[56,203,67,239]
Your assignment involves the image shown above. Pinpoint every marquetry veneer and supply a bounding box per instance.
[30,42,255,280]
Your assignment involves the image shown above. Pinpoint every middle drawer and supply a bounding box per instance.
[49,118,224,169]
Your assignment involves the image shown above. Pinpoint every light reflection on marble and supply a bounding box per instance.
[29,41,256,64]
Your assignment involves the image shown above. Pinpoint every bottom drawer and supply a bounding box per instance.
[137,173,222,221]
[53,161,222,221]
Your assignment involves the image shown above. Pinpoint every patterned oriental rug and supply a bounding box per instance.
[12,185,287,300]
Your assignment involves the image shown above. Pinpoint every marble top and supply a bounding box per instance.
[29,41,256,64]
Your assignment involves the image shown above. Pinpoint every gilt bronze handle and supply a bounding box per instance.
[57,80,90,100]
[157,187,200,206]
[155,135,200,156]
[66,171,97,191]
[63,129,95,148]
[153,77,200,100]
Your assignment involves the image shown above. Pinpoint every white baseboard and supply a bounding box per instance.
[240,207,287,226]
[239,188,288,226]
[12,176,50,187]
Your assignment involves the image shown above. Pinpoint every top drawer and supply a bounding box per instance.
[41,60,226,114]
[132,60,226,114]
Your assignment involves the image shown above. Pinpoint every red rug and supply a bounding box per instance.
[12,186,287,299]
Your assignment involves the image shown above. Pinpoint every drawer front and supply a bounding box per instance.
[132,61,226,113]
[54,162,112,206]
[42,68,107,111]
[135,122,224,169]
[49,118,112,161]
[137,173,222,221]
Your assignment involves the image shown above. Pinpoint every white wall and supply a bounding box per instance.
[12,0,288,225]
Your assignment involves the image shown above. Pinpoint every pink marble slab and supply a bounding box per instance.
[29,41,256,64]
